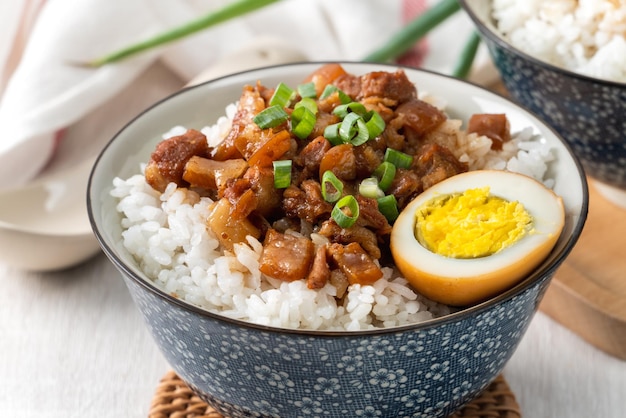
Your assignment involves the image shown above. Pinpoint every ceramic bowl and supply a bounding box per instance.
[460,0,626,208]
[88,62,587,417]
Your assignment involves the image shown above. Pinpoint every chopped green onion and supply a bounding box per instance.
[319,85,352,103]
[272,160,292,188]
[333,102,368,119]
[291,106,317,139]
[294,97,318,114]
[321,170,343,203]
[323,123,343,146]
[384,148,413,169]
[352,119,370,146]
[297,82,317,99]
[373,161,397,191]
[253,105,289,129]
[377,194,399,223]
[338,113,359,143]
[332,195,360,228]
[269,82,295,108]
[365,110,385,138]
[319,85,337,99]
[339,113,369,146]
[359,177,385,199]
[338,90,353,104]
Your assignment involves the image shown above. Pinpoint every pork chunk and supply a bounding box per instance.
[359,70,417,104]
[282,180,333,224]
[306,245,330,289]
[395,99,447,138]
[259,229,315,282]
[414,143,468,190]
[327,242,383,285]
[145,129,210,192]
[468,113,511,150]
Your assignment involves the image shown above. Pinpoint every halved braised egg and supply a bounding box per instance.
[390,170,565,306]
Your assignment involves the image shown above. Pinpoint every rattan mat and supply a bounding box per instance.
[149,371,521,418]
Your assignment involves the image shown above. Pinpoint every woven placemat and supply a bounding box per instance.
[149,371,521,418]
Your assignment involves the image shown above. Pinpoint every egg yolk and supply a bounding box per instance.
[415,187,533,259]
[390,169,566,307]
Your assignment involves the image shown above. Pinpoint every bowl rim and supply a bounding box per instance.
[87,61,589,337]
[459,0,626,88]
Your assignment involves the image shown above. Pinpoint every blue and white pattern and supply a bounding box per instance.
[87,60,587,418]
[121,270,551,418]
[483,33,626,190]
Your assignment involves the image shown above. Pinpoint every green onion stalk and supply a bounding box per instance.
[83,0,281,67]
[451,30,482,79]
[363,0,481,79]
[83,0,479,79]
[363,0,461,63]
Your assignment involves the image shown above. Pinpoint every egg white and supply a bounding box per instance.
[390,170,565,306]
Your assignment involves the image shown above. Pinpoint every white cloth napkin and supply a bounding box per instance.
[0,0,488,192]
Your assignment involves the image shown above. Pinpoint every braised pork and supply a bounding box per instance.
[143,64,511,293]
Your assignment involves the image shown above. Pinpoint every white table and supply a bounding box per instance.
[1,62,625,418]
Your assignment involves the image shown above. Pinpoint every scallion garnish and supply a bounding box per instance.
[339,112,369,146]
[333,102,368,119]
[352,119,370,146]
[294,97,318,114]
[323,123,343,146]
[297,82,317,99]
[359,177,385,199]
[272,160,292,188]
[365,110,385,139]
[319,85,337,99]
[319,85,352,104]
[321,170,343,203]
[253,105,289,129]
[291,106,317,139]
[373,161,397,191]
[331,195,360,229]
[323,102,384,146]
[269,82,295,108]
[377,194,399,223]
[384,148,413,169]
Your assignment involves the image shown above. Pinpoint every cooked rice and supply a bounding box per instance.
[492,0,626,82]
[112,100,556,331]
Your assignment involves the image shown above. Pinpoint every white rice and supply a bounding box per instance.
[492,0,626,82]
[111,102,556,331]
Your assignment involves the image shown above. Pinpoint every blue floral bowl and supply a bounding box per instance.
[460,0,626,208]
[88,62,587,417]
